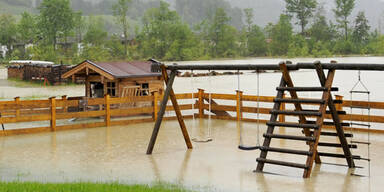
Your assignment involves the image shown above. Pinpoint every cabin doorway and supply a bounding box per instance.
[90,82,104,98]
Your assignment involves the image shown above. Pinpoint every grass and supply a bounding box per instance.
[0,182,194,192]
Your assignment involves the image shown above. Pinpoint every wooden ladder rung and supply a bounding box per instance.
[350,122,371,127]
[276,87,339,92]
[309,131,353,138]
[260,146,313,156]
[318,142,357,149]
[306,120,350,127]
[317,152,361,159]
[274,98,325,104]
[256,158,309,169]
[266,121,319,129]
[270,110,322,116]
[263,133,316,141]
[302,109,346,115]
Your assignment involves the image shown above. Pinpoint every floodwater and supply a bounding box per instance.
[1,57,384,191]
[0,119,382,192]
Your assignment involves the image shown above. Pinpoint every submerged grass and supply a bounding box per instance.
[0,182,194,192]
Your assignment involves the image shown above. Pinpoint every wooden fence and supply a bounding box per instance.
[0,89,383,137]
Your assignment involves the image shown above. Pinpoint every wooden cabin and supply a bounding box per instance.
[61,60,163,98]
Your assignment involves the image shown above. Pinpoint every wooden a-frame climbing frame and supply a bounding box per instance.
[256,61,355,178]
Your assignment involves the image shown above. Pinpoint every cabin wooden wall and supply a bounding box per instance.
[85,75,164,97]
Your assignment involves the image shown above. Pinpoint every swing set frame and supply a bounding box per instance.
[146,61,384,177]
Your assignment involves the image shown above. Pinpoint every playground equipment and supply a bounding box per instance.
[146,61,384,178]
[349,71,371,177]
[237,69,261,151]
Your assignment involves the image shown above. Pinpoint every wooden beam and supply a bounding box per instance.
[50,97,56,131]
[279,63,320,163]
[313,62,355,169]
[146,66,192,155]
[146,69,178,154]
[105,94,111,127]
[256,76,286,172]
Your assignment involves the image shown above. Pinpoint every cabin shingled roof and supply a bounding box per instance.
[64,60,162,79]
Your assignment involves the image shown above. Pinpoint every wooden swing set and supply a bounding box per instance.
[146,61,384,178]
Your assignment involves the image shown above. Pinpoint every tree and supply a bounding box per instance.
[138,1,202,60]
[112,0,132,58]
[73,12,86,44]
[0,14,17,58]
[209,8,237,57]
[18,12,37,45]
[244,8,254,33]
[247,25,267,56]
[38,0,75,49]
[84,16,108,46]
[270,14,293,56]
[309,6,337,42]
[285,0,317,35]
[352,11,370,46]
[333,0,355,40]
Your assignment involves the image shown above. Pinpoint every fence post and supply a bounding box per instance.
[14,97,20,118]
[335,95,343,111]
[198,89,205,118]
[236,90,243,121]
[50,97,56,132]
[279,93,286,123]
[105,94,111,127]
[152,91,159,121]
[61,95,67,113]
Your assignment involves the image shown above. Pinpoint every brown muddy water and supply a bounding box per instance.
[1,57,384,191]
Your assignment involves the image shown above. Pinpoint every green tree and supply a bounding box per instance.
[84,16,108,46]
[74,12,86,43]
[247,25,267,56]
[138,1,202,60]
[112,0,132,58]
[270,14,293,56]
[285,0,317,34]
[333,0,355,40]
[309,8,337,42]
[38,0,75,49]
[209,8,237,57]
[18,12,37,45]
[352,11,370,47]
[0,14,17,58]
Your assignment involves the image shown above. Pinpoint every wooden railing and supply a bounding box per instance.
[0,89,383,137]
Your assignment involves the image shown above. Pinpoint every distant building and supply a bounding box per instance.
[7,60,72,85]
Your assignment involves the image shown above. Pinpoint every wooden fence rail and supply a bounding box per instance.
[0,89,383,137]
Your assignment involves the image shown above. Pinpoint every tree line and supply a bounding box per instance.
[0,0,383,64]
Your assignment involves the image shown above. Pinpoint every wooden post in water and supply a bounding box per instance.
[152,91,159,121]
[62,95,67,113]
[105,94,111,127]
[279,93,286,133]
[14,97,20,118]
[198,89,205,118]
[50,97,56,131]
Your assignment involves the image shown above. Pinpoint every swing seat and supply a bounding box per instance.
[238,145,260,151]
[192,138,213,143]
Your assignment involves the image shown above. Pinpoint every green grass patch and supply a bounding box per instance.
[0,182,194,192]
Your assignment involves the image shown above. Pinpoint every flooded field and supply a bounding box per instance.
[1,57,384,191]
[0,119,382,192]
